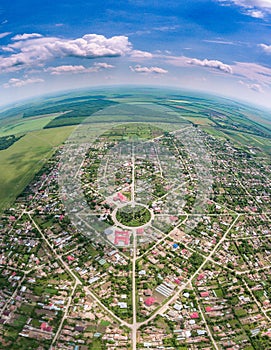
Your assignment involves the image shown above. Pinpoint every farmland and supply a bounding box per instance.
[0,87,270,216]
[0,126,74,212]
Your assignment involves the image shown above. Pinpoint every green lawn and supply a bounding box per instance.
[0,126,74,213]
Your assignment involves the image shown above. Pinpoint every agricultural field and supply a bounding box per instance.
[0,126,74,212]
[0,86,270,215]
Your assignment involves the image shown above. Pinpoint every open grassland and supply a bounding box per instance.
[0,114,58,137]
[0,126,74,213]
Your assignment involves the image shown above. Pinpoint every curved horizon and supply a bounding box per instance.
[0,1,271,108]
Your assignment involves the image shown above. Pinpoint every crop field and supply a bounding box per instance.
[0,126,74,212]
[184,116,215,125]
[0,87,270,214]
[0,114,58,137]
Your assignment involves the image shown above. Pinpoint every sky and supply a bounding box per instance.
[0,0,271,108]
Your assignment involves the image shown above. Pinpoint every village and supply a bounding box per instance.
[0,123,270,349]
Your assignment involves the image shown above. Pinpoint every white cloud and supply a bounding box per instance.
[3,77,44,88]
[129,65,168,74]
[153,25,180,32]
[203,39,237,45]
[232,0,271,8]
[239,80,264,92]
[246,9,265,17]
[259,43,271,53]
[233,61,271,84]
[218,0,271,17]
[46,65,87,75]
[164,53,271,86]
[93,62,115,69]
[164,55,233,74]
[12,33,43,41]
[46,62,115,75]
[129,50,153,59]
[187,58,233,74]
[0,32,11,39]
[0,33,140,73]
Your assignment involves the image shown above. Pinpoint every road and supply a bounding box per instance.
[132,229,137,350]
[16,127,268,350]
[28,133,240,350]
[195,294,220,350]
[137,214,240,327]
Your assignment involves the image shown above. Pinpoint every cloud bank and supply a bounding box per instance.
[0,33,150,73]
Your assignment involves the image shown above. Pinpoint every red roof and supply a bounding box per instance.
[144,297,156,306]
[200,291,209,298]
[67,255,75,262]
[190,312,199,319]
[205,306,213,312]
[114,230,130,245]
[136,227,144,234]
[41,322,53,332]
[117,192,127,202]
[197,274,204,280]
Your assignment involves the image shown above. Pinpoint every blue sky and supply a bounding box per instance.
[1,0,271,107]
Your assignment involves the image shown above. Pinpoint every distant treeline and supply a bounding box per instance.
[0,134,23,150]
[43,99,118,128]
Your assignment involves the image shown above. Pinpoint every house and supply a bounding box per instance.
[144,297,156,307]
[40,322,53,332]
[136,227,144,235]
[190,312,199,319]
[114,230,130,246]
[67,255,75,262]
[113,192,127,202]
[74,325,85,332]
[197,274,205,281]
[205,306,213,312]
[118,302,127,309]
[144,289,152,297]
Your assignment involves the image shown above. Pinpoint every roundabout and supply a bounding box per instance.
[112,203,153,229]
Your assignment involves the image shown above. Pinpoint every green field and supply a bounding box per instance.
[0,86,270,214]
[0,126,74,212]
[0,114,58,137]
